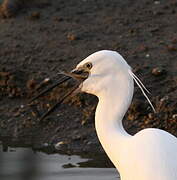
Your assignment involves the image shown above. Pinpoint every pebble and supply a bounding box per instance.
[148,113,154,119]
[87,141,92,145]
[29,12,40,20]
[46,103,50,108]
[55,141,67,150]
[55,141,64,146]
[160,95,169,102]
[81,119,86,125]
[151,67,166,76]
[145,54,150,58]
[13,111,20,117]
[20,104,24,108]
[44,78,50,83]
[26,79,36,90]
[67,33,77,41]
[172,114,177,119]
[154,1,160,5]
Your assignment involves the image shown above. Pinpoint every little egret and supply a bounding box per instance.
[32,50,177,180]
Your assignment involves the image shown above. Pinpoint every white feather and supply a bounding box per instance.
[128,69,156,113]
[77,50,177,180]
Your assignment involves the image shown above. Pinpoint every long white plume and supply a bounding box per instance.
[128,69,156,113]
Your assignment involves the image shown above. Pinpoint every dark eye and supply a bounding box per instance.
[85,62,92,70]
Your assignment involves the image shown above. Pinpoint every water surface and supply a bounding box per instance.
[0,146,119,180]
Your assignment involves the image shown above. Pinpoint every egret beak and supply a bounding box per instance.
[63,69,89,81]
[29,68,89,121]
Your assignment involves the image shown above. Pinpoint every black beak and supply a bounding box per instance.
[29,69,89,121]
[61,69,89,81]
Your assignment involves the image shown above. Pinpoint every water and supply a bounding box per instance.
[0,146,119,180]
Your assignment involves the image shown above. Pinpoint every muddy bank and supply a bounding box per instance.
[0,0,177,154]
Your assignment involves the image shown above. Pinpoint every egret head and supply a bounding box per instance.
[62,50,154,111]
[73,50,131,96]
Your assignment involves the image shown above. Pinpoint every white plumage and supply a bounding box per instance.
[76,50,177,180]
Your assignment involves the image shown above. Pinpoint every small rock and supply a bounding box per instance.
[46,103,50,108]
[172,114,177,119]
[151,67,166,76]
[55,141,67,150]
[26,79,36,90]
[145,54,150,58]
[81,119,86,125]
[148,113,154,119]
[154,1,160,5]
[31,111,38,117]
[67,33,77,41]
[87,141,92,145]
[29,12,40,20]
[160,96,169,102]
[55,141,64,147]
[20,104,24,108]
[13,111,20,117]
[73,135,81,141]
[128,114,135,121]
[44,78,50,83]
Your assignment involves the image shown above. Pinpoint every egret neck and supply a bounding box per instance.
[95,72,134,167]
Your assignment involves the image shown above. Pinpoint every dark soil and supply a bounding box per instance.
[0,0,177,156]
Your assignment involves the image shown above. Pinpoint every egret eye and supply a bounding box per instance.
[85,62,92,70]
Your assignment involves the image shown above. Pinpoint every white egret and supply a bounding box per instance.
[70,50,177,180]
[32,50,177,180]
